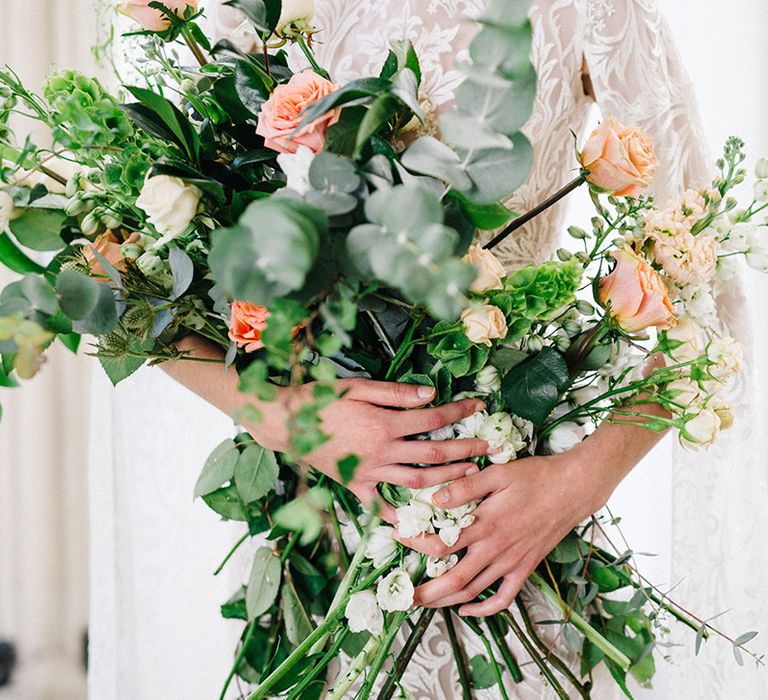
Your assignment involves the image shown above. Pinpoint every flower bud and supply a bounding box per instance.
[475,365,501,394]
[576,300,594,316]
[101,211,123,229]
[756,158,768,179]
[65,173,85,198]
[137,251,164,277]
[556,248,572,261]
[64,196,85,217]
[121,243,143,260]
[754,180,768,204]
[528,336,544,353]
[80,211,101,237]
[567,225,588,240]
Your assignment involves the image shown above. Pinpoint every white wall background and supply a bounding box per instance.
[0,1,766,699]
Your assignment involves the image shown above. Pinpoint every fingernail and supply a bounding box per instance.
[418,386,436,399]
[474,401,486,412]
[488,446,503,455]
[465,465,479,476]
[433,489,450,505]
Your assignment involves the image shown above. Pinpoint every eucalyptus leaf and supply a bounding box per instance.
[20,276,57,315]
[169,246,194,299]
[246,547,282,620]
[9,209,66,251]
[73,284,119,335]
[401,136,473,191]
[281,582,314,646]
[462,133,534,204]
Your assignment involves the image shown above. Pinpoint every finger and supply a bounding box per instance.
[389,398,486,438]
[393,438,492,465]
[414,551,488,606]
[341,379,436,408]
[459,573,524,617]
[395,517,487,558]
[423,564,507,609]
[373,462,480,491]
[431,468,501,509]
[352,484,399,525]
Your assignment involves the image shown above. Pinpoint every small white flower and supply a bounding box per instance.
[725,221,755,250]
[547,422,586,455]
[756,157,768,179]
[678,284,717,326]
[475,365,502,394]
[338,506,368,554]
[229,19,259,52]
[277,145,315,195]
[376,569,415,612]
[477,412,514,448]
[455,410,488,439]
[681,407,721,451]
[364,526,398,568]
[395,501,434,539]
[428,425,455,441]
[755,180,768,203]
[746,247,768,272]
[136,175,201,238]
[345,590,384,636]
[402,551,422,578]
[0,191,20,231]
[426,554,458,578]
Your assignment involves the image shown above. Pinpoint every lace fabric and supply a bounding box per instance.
[90,1,755,698]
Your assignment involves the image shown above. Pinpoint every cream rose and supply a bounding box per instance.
[275,0,315,36]
[118,0,198,31]
[463,245,505,294]
[461,304,508,346]
[579,116,658,197]
[665,316,704,363]
[681,408,721,451]
[665,379,701,415]
[136,174,201,238]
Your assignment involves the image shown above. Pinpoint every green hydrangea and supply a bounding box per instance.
[494,258,583,322]
[43,70,132,149]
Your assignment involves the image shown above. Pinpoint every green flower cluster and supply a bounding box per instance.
[43,70,132,149]
[494,258,583,322]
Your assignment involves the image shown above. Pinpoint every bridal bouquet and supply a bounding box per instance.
[0,1,763,698]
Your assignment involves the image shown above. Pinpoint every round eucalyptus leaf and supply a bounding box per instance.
[308,152,360,194]
[455,69,536,136]
[56,270,101,320]
[439,111,514,151]
[401,136,473,191]
[463,133,534,204]
[470,23,533,79]
[20,276,58,315]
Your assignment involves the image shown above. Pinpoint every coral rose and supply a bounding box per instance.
[579,116,657,198]
[118,0,198,31]
[461,303,508,346]
[599,247,676,333]
[256,72,340,154]
[84,232,129,281]
[229,301,270,353]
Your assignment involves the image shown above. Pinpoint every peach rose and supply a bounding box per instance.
[118,0,198,32]
[229,301,270,353]
[84,232,130,281]
[463,245,506,294]
[461,304,508,346]
[256,72,340,154]
[599,247,677,333]
[579,116,657,198]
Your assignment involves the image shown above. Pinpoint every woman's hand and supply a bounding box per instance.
[248,379,493,521]
[397,454,596,616]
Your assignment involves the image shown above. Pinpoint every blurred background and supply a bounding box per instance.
[0,1,767,698]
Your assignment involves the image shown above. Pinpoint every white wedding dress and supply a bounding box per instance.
[89,1,753,698]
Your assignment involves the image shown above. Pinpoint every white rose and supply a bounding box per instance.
[681,408,721,450]
[395,501,434,539]
[229,19,260,52]
[475,365,501,394]
[0,191,20,231]
[136,175,201,238]
[461,304,508,346]
[455,410,488,439]
[345,590,384,636]
[277,145,315,195]
[463,245,505,294]
[756,158,768,179]
[546,422,586,455]
[478,412,514,448]
[364,526,398,568]
[665,379,701,414]
[426,555,458,578]
[707,336,743,382]
[376,569,415,612]
[755,180,768,204]
[275,0,315,36]
[488,439,520,464]
[665,316,704,363]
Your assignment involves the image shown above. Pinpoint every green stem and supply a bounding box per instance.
[286,627,350,700]
[356,611,410,700]
[385,312,424,380]
[528,572,631,671]
[294,35,331,80]
[181,25,209,66]
[485,616,524,684]
[377,608,437,700]
[329,504,351,572]
[219,620,256,700]
[462,617,510,700]
[214,531,249,576]
[443,610,473,700]
[327,635,382,700]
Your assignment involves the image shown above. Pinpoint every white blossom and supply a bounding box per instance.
[395,501,434,539]
[475,365,501,393]
[455,410,488,439]
[402,551,422,579]
[376,569,415,612]
[364,525,397,568]
[276,145,315,195]
[345,590,384,636]
[428,425,455,441]
[477,412,514,448]
[547,422,586,455]
[136,174,201,238]
[426,554,459,578]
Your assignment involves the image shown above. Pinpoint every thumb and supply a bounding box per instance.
[342,379,436,408]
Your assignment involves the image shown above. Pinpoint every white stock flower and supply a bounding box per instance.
[746,247,768,272]
[395,501,434,538]
[426,554,459,578]
[376,569,415,612]
[477,412,514,448]
[707,336,743,382]
[455,410,488,439]
[276,0,315,35]
[678,284,716,326]
[0,191,20,231]
[547,422,586,454]
[725,221,755,250]
[665,316,704,363]
[345,590,384,636]
[364,526,397,568]
[229,19,259,52]
[475,365,501,394]
[136,175,201,238]
[681,407,721,450]
[755,180,768,203]
[276,145,315,195]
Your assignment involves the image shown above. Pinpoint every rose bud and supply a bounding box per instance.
[118,0,198,32]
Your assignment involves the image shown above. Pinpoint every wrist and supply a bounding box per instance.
[552,447,612,519]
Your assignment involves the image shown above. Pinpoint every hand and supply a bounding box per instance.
[398,453,599,616]
[244,379,494,522]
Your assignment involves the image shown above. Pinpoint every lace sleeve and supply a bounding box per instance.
[584,0,751,355]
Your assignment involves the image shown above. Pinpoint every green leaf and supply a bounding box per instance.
[0,233,46,274]
[469,655,497,690]
[169,246,194,299]
[246,547,282,620]
[221,586,248,620]
[337,454,360,485]
[9,209,66,251]
[447,191,517,231]
[234,59,272,114]
[501,346,570,426]
[56,270,100,320]
[234,444,279,504]
[99,352,146,386]
[297,78,392,127]
[20,276,57,315]
[194,439,240,498]
[462,133,534,204]
[73,284,119,335]
[281,581,315,646]
[324,106,367,157]
[401,136,473,191]
[202,483,249,521]
[273,487,332,546]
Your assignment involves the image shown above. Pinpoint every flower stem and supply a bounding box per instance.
[294,35,331,80]
[213,531,249,575]
[484,175,586,251]
[443,610,473,700]
[327,635,382,700]
[180,25,208,66]
[286,627,350,700]
[356,610,410,699]
[485,616,524,684]
[219,619,256,700]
